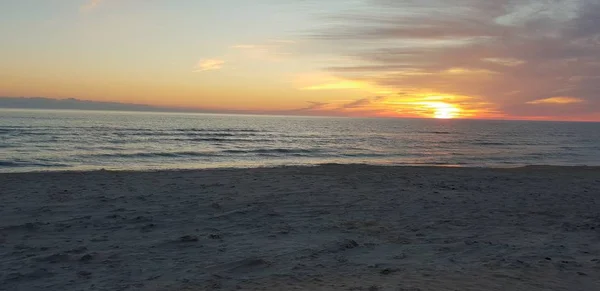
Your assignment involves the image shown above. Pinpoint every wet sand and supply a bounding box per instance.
[1,165,600,290]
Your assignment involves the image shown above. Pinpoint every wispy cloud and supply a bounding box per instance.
[81,0,103,12]
[341,96,385,109]
[193,59,225,72]
[307,0,600,119]
[527,96,584,105]
[269,40,296,44]
[231,45,258,49]
[286,93,503,119]
[287,98,388,117]
[301,80,367,91]
[229,40,295,61]
[483,58,525,67]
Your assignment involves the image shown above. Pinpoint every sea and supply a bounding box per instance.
[1,109,599,172]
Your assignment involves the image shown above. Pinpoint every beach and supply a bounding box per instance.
[1,164,599,290]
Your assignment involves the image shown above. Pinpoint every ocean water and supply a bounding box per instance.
[1,109,599,172]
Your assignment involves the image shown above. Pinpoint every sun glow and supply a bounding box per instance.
[384,94,468,119]
[425,102,461,119]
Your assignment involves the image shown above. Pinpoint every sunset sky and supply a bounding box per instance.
[1,0,599,120]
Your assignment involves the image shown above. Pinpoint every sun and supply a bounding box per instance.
[386,95,466,119]
[428,102,460,119]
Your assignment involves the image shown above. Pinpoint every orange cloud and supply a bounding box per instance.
[301,80,367,91]
[444,67,497,75]
[383,94,490,119]
[483,58,525,67]
[526,96,584,105]
[285,92,503,119]
[309,0,600,120]
[294,73,394,95]
[193,59,225,72]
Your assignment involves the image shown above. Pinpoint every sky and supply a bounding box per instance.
[1,0,599,121]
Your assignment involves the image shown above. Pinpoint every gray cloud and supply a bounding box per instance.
[283,97,392,117]
[341,96,385,109]
[311,0,600,119]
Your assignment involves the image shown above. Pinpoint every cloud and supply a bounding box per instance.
[294,72,395,95]
[285,93,504,119]
[527,96,584,105]
[193,59,225,72]
[270,40,296,44]
[81,0,103,12]
[287,98,389,117]
[483,58,525,66]
[231,45,258,49]
[300,101,330,111]
[229,40,295,61]
[307,0,600,119]
[301,80,368,90]
[342,96,385,109]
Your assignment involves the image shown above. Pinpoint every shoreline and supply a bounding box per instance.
[2,162,600,175]
[2,164,599,290]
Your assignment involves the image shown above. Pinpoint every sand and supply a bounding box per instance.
[1,164,600,290]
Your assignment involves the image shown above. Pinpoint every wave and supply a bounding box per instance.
[470,142,510,146]
[87,148,325,159]
[175,128,264,133]
[90,151,218,158]
[2,131,51,136]
[184,132,261,137]
[0,160,70,168]
[186,138,273,143]
[109,131,266,138]
[405,161,469,166]
[2,127,269,137]
[222,148,321,155]
[26,126,265,132]
[340,153,390,158]
[102,137,274,144]
[418,131,454,135]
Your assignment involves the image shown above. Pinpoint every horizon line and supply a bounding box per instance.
[2,106,599,124]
